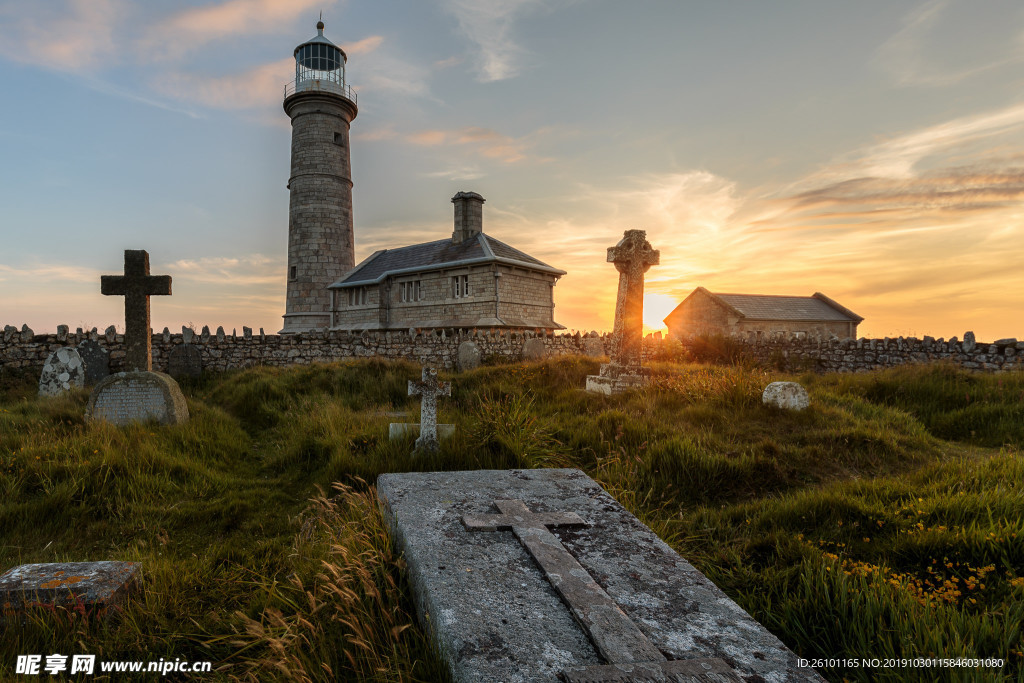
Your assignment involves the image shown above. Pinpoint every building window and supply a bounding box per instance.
[347,287,368,306]
[289,265,297,280]
[400,280,422,302]
[334,131,344,145]
[452,274,470,298]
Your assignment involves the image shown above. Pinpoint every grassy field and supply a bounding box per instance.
[0,357,1022,682]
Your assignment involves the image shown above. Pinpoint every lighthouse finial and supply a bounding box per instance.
[317,11,324,32]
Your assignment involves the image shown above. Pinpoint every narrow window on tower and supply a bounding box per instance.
[289,265,297,281]
[334,132,344,145]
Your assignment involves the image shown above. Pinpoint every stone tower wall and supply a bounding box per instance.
[282,91,358,332]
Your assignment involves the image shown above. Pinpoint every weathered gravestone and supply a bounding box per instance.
[521,337,547,361]
[762,382,810,411]
[586,230,659,394]
[457,340,482,371]
[0,561,141,622]
[86,371,189,425]
[582,336,605,358]
[389,367,453,451]
[76,339,110,385]
[167,344,202,379]
[38,347,86,397]
[86,250,189,426]
[378,469,824,683]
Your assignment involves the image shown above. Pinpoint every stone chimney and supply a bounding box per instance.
[451,191,485,244]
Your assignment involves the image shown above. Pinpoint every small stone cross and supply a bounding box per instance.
[100,250,172,372]
[607,230,659,369]
[463,500,740,682]
[408,367,450,452]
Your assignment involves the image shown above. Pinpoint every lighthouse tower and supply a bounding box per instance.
[281,20,358,332]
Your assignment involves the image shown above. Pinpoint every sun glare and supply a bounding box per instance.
[642,292,677,335]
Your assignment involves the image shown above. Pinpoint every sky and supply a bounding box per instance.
[2,0,1024,340]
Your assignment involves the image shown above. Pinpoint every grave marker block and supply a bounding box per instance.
[38,347,86,397]
[167,344,202,379]
[0,561,141,621]
[76,339,110,385]
[86,372,189,426]
[377,469,823,683]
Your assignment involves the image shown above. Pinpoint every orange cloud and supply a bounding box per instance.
[146,0,331,60]
[343,35,384,56]
[153,57,294,109]
[404,126,543,163]
[0,0,125,72]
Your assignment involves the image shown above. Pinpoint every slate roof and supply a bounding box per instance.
[713,292,862,322]
[330,233,564,287]
[664,288,863,325]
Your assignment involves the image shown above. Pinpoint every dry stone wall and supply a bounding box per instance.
[3,324,1022,375]
[726,332,1023,373]
[0,324,604,374]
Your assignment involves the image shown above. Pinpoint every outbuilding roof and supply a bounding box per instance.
[329,232,565,288]
[715,293,860,321]
[666,287,863,323]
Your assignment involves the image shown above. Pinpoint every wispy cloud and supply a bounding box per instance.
[141,0,331,62]
[0,0,371,118]
[169,255,280,286]
[343,35,384,56]
[154,57,293,110]
[875,0,1024,86]
[788,102,1024,192]
[422,166,485,181]
[405,125,551,163]
[440,0,546,81]
[0,0,127,72]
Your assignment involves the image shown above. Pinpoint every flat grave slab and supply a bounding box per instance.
[0,561,141,619]
[377,468,824,683]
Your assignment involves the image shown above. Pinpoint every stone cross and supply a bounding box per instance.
[100,250,172,372]
[463,499,740,682]
[607,230,659,370]
[408,367,450,452]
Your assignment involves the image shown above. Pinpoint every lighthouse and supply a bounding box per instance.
[281,20,358,332]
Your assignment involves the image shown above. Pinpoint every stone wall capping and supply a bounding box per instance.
[201,326,211,343]
[5,324,1024,375]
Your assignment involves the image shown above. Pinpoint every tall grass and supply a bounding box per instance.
[1,358,1021,680]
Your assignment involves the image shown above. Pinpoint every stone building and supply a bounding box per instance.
[328,192,565,331]
[664,287,862,340]
[279,23,565,332]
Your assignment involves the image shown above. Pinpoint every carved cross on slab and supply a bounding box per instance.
[408,367,450,452]
[100,250,172,372]
[463,500,741,682]
[607,230,659,370]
